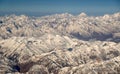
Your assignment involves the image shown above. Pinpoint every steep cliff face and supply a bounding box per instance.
[0,13,120,74]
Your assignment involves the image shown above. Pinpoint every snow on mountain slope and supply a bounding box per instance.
[0,12,120,74]
[0,12,120,41]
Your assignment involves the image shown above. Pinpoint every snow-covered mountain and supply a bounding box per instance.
[0,12,120,41]
[0,12,120,74]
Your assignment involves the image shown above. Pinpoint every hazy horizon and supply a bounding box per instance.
[0,0,120,16]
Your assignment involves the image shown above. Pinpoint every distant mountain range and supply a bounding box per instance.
[0,12,120,42]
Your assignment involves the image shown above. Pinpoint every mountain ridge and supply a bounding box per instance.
[0,12,120,42]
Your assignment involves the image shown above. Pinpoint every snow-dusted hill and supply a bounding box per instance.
[0,13,120,74]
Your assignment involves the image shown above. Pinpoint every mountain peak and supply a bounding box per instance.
[78,12,87,17]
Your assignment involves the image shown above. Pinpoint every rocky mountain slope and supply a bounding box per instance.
[0,12,120,74]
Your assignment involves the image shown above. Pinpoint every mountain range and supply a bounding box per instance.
[0,12,120,74]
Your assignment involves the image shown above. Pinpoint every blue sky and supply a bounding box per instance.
[0,0,120,16]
